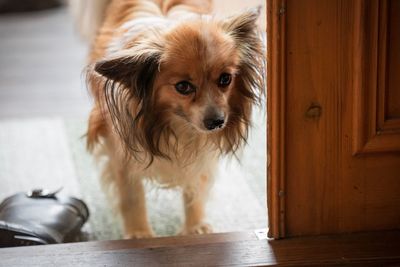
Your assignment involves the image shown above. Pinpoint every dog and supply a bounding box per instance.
[81,0,264,238]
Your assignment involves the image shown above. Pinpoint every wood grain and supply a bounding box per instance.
[269,0,400,236]
[1,231,400,266]
[267,0,286,239]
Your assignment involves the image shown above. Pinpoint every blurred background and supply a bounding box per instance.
[0,0,266,241]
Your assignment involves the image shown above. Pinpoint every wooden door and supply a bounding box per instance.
[268,0,400,238]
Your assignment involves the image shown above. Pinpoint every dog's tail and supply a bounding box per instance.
[68,0,111,42]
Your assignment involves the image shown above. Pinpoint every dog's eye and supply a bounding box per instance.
[175,81,196,95]
[218,73,232,87]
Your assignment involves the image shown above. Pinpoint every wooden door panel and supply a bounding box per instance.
[353,0,400,154]
[268,0,400,237]
[387,0,400,119]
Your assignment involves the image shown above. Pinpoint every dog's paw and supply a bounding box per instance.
[181,222,213,235]
[124,230,155,239]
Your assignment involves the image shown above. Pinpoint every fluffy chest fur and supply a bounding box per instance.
[99,124,219,189]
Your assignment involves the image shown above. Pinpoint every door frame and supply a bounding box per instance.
[267,0,287,239]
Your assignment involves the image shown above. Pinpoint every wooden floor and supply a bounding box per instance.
[1,231,400,266]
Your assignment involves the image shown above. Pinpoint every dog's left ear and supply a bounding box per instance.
[222,7,265,103]
[222,7,261,47]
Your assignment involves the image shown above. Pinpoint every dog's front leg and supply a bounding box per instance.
[181,175,213,235]
[116,177,154,239]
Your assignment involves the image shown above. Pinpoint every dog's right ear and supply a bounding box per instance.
[89,44,165,162]
[94,45,162,98]
[94,55,137,88]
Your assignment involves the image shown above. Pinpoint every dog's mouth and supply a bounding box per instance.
[183,119,227,134]
[193,123,226,134]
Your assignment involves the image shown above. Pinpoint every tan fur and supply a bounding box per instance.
[85,0,264,238]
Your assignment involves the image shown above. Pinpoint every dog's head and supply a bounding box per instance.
[92,8,265,161]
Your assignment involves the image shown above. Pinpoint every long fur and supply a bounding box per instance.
[83,0,265,237]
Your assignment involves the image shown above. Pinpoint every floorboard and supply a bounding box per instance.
[1,231,400,266]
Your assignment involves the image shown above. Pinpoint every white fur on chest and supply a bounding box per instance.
[128,147,219,188]
[99,132,219,190]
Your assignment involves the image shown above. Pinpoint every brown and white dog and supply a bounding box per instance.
[81,0,264,238]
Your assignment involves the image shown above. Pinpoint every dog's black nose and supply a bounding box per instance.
[203,117,225,130]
